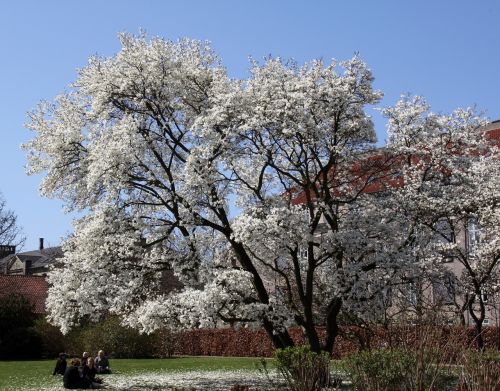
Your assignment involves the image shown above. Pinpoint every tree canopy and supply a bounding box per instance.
[382,97,500,348]
[25,34,499,352]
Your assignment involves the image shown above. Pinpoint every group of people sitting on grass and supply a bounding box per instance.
[53,350,112,389]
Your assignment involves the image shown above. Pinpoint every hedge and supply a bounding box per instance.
[167,325,500,358]
[27,318,500,359]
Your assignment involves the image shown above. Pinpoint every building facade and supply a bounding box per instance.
[0,238,62,276]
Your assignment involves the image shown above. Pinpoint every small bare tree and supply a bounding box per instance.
[0,192,25,249]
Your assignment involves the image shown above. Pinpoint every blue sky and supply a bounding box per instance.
[1,0,499,250]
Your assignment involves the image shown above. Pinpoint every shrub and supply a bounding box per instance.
[342,349,413,391]
[1,327,42,359]
[458,349,500,391]
[33,315,178,359]
[342,348,455,391]
[64,316,157,358]
[274,346,331,391]
[0,294,42,359]
[0,294,36,337]
[152,328,177,358]
[33,317,66,358]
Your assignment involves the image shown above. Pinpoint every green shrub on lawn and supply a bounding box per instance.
[342,348,455,391]
[342,349,412,391]
[274,345,330,391]
[32,315,177,359]
[33,317,66,358]
[65,316,157,358]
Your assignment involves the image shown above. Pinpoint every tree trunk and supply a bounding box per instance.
[230,239,295,349]
[468,295,485,350]
[263,319,295,349]
[471,318,484,350]
[322,297,342,355]
[303,321,321,353]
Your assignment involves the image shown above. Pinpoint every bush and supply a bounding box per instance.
[33,317,66,358]
[342,349,413,391]
[342,348,455,391]
[0,294,36,337]
[0,294,42,359]
[32,315,178,359]
[152,328,177,358]
[1,327,42,359]
[458,349,500,391]
[274,346,331,391]
[64,316,157,358]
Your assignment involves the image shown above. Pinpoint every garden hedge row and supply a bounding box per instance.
[17,317,500,359]
[169,326,500,358]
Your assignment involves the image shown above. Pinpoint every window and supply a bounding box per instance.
[480,290,488,303]
[432,274,456,305]
[435,218,456,244]
[483,318,490,325]
[400,280,418,306]
[467,217,482,252]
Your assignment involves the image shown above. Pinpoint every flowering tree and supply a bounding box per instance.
[25,35,496,351]
[25,34,409,353]
[383,96,500,348]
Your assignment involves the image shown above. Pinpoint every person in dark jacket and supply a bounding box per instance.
[95,350,111,374]
[52,353,67,375]
[63,358,91,389]
[83,356,103,387]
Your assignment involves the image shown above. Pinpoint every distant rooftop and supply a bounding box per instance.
[483,120,500,132]
[0,246,62,271]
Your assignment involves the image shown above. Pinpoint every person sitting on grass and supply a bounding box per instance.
[83,356,104,389]
[95,350,111,374]
[52,352,67,375]
[81,352,89,367]
[63,358,91,389]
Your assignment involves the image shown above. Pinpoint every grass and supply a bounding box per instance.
[0,357,271,390]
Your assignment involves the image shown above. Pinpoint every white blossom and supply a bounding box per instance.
[25,34,497,351]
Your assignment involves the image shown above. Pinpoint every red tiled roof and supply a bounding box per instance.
[0,275,48,314]
[290,122,500,205]
[487,128,500,144]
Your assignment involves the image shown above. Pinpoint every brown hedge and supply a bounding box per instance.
[168,326,500,358]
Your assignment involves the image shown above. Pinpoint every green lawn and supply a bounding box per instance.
[0,357,272,390]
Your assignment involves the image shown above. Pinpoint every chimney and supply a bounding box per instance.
[0,245,16,258]
[39,238,44,251]
[24,259,32,275]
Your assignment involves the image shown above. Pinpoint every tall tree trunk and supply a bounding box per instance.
[301,242,322,353]
[303,321,321,353]
[475,322,484,350]
[230,239,295,349]
[468,295,485,350]
[263,319,295,349]
[322,297,342,355]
